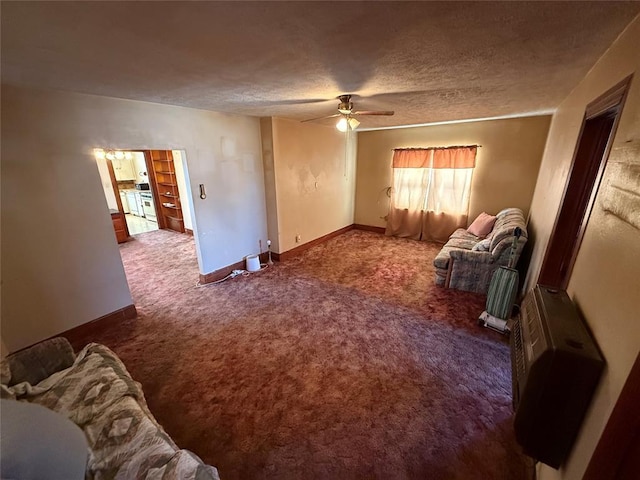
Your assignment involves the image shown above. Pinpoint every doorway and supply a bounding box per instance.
[95,148,194,242]
[538,76,632,289]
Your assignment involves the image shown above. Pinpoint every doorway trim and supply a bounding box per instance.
[582,352,640,480]
[538,75,632,288]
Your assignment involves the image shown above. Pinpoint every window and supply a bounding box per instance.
[386,146,477,242]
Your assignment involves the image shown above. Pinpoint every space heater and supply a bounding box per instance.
[510,285,604,469]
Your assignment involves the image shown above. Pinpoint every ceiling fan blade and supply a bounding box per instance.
[301,113,341,123]
[352,110,395,116]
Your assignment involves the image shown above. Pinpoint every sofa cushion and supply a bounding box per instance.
[6,337,76,387]
[1,360,10,386]
[489,208,528,251]
[467,212,497,238]
[433,236,478,269]
[449,228,479,241]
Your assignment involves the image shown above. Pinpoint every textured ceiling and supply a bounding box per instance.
[2,1,639,129]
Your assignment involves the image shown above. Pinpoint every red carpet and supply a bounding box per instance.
[67,229,532,480]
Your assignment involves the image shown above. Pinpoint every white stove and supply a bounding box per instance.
[139,191,157,222]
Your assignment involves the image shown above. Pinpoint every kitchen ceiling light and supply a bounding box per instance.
[96,149,132,161]
[348,117,360,130]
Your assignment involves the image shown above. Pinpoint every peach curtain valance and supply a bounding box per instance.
[392,146,477,169]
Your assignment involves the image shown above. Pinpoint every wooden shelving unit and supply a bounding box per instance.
[148,150,185,233]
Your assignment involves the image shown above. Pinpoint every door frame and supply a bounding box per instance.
[106,157,130,240]
[583,352,640,480]
[538,75,632,288]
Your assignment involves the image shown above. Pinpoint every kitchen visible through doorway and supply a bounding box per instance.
[95,149,194,243]
[117,152,159,235]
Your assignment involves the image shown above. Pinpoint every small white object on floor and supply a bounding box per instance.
[478,311,510,334]
[245,254,261,272]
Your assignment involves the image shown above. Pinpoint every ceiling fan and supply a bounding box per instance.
[302,94,394,131]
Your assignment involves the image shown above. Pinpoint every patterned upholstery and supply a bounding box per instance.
[2,340,219,480]
[433,208,527,294]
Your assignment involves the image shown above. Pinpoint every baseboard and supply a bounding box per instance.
[199,259,246,284]
[34,304,138,351]
[199,225,359,281]
[185,228,194,236]
[199,252,272,284]
[277,225,353,261]
[353,224,386,234]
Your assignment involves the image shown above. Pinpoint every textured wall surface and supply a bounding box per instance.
[526,16,640,480]
[354,116,551,228]
[269,118,356,253]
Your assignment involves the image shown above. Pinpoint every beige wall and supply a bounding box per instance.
[260,118,281,253]
[354,116,551,229]
[526,16,640,480]
[266,117,356,254]
[1,85,267,352]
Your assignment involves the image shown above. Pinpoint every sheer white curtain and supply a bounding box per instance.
[386,146,476,242]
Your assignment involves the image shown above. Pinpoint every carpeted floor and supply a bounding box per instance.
[67,229,532,480]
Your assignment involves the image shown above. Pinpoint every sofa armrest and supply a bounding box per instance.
[448,252,500,294]
[449,249,495,264]
[7,337,76,386]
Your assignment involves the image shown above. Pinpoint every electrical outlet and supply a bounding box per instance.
[295,234,301,243]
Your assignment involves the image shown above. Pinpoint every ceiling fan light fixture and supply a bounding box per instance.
[336,116,360,132]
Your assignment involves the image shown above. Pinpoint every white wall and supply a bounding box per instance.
[95,157,119,210]
[265,117,356,254]
[172,150,194,231]
[131,151,148,184]
[525,16,640,480]
[1,85,267,351]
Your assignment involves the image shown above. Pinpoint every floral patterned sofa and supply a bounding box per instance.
[1,337,219,480]
[433,208,528,294]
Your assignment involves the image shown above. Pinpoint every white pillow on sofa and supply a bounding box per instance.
[472,238,491,252]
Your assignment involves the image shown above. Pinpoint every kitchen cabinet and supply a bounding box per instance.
[112,158,136,181]
[111,211,128,243]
